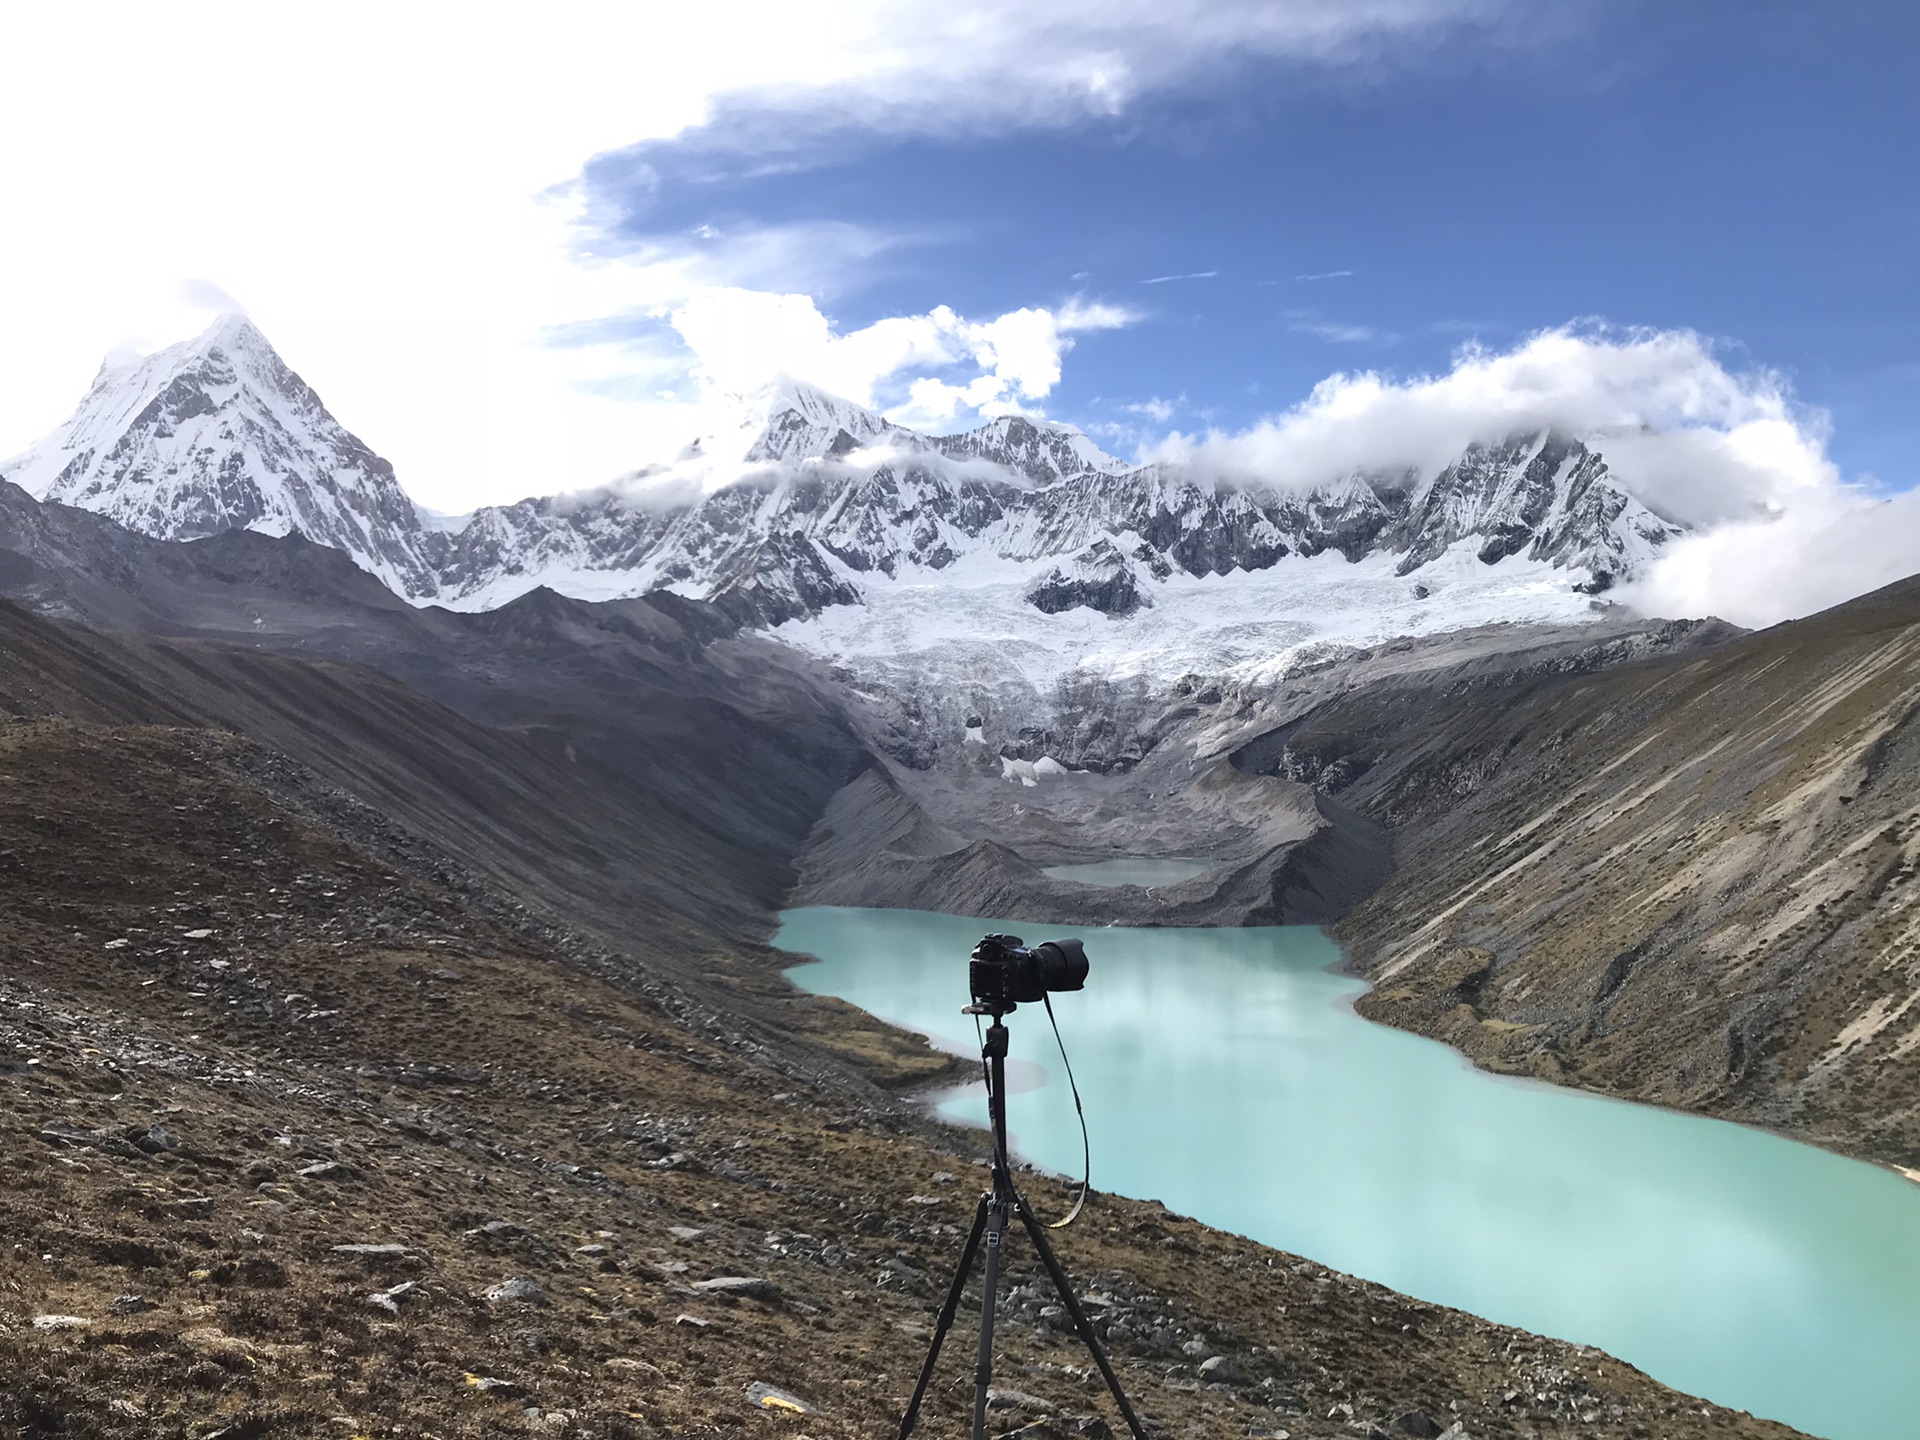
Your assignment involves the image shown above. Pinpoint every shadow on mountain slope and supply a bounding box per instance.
[0,580,858,968]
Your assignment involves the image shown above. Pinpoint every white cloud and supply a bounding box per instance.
[0,0,1513,511]
[555,285,1138,440]
[177,279,249,317]
[884,299,1138,426]
[1141,271,1219,285]
[1150,325,1919,627]
[1619,490,1920,629]
[614,220,933,301]
[1156,326,1812,508]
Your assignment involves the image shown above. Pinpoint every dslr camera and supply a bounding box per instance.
[968,933,1089,1011]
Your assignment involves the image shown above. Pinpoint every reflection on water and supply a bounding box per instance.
[1040,857,1216,887]
[776,906,1920,1440]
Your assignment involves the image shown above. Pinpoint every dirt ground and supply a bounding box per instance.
[1,718,1805,1439]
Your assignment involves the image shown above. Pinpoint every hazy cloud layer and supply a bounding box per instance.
[1620,490,1920,629]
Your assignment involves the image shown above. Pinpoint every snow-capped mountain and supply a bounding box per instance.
[440,423,1673,624]
[4,318,1683,656]
[934,413,1130,482]
[3,316,440,597]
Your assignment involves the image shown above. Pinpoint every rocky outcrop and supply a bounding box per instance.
[1319,577,1920,1168]
[1023,539,1147,616]
[705,530,864,629]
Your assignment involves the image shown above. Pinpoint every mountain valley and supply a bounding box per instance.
[1,314,1914,1438]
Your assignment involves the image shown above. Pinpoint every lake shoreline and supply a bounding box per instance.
[774,904,1920,1440]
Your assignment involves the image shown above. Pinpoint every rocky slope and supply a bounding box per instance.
[787,619,1737,931]
[1236,579,1920,1169]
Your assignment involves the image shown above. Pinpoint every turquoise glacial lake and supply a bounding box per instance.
[774,907,1920,1440]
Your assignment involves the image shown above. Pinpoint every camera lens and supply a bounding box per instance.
[1033,938,1088,992]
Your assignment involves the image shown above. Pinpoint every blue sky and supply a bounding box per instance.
[582,0,1916,486]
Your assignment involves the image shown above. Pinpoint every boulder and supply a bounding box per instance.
[482,1277,550,1307]
[689,1275,780,1301]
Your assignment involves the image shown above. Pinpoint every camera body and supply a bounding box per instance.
[969,933,1089,1011]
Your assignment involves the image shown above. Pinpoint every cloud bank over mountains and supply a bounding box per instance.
[1146,325,1904,627]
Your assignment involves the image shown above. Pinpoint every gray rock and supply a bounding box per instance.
[331,1242,409,1258]
[296,1160,354,1180]
[464,1219,545,1249]
[368,1280,419,1314]
[985,1388,1056,1414]
[673,1313,710,1328]
[31,1314,89,1330]
[1198,1354,1239,1383]
[689,1275,780,1301]
[666,1224,706,1241]
[483,1277,550,1307]
[1395,1411,1443,1438]
[108,1294,154,1316]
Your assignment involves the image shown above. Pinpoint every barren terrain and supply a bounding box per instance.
[0,704,1803,1437]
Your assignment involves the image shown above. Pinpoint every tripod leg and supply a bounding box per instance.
[1014,1197,1152,1440]
[898,1193,991,1440]
[970,1200,1010,1440]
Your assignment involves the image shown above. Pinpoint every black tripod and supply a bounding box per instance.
[897,1006,1149,1440]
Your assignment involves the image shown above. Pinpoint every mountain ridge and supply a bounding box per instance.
[3,317,1683,636]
